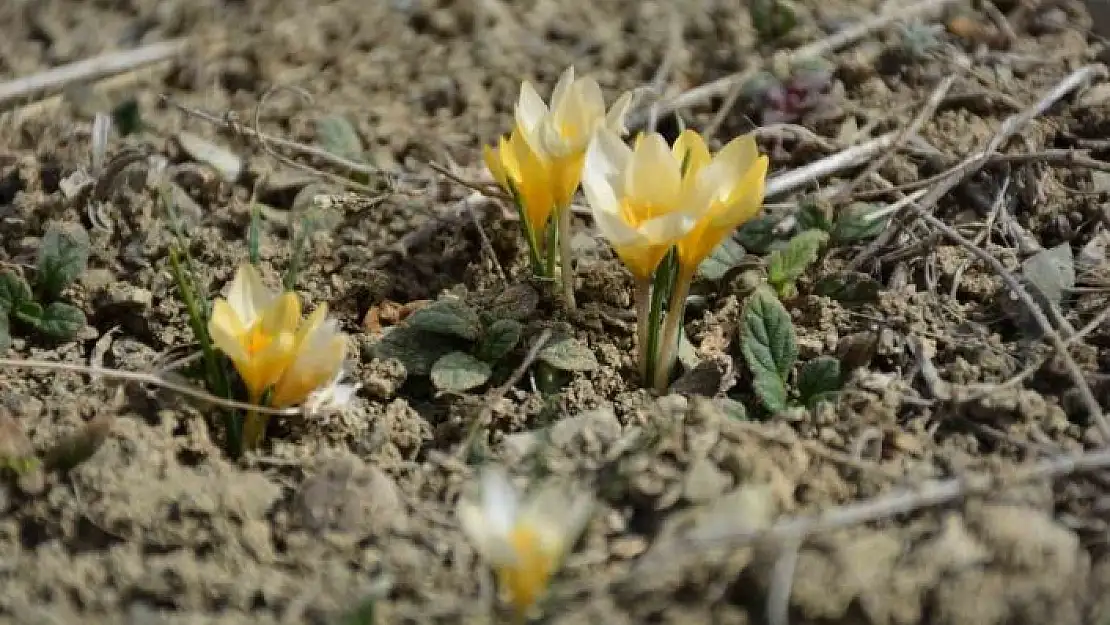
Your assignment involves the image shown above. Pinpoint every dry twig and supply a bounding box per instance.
[0,39,189,109]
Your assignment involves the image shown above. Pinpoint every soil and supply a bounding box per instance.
[2,0,1110,624]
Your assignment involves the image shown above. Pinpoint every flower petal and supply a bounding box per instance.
[604,91,634,136]
[483,142,510,191]
[458,467,521,565]
[208,299,249,363]
[638,210,698,245]
[582,127,630,203]
[260,292,302,336]
[515,81,548,139]
[226,263,274,327]
[672,129,711,180]
[625,132,681,210]
[520,481,593,556]
[548,66,575,116]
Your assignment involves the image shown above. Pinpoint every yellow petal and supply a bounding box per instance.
[497,524,559,617]
[625,133,681,212]
[259,292,302,336]
[672,129,711,180]
[234,330,296,399]
[677,155,769,271]
[510,133,556,230]
[483,142,510,191]
[550,152,584,210]
[208,299,249,363]
[270,318,347,408]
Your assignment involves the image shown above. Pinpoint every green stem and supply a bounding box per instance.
[242,410,267,451]
[653,270,693,391]
[557,206,576,309]
[544,219,558,278]
[644,250,678,386]
[634,279,652,381]
[506,181,545,277]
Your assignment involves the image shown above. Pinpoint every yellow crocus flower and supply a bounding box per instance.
[457,468,592,619]
[673,131,769,277]
[654,130,769,389]
[513,66,633,308]
[515,66,633,208]
[270,303,348,408]
[484,126,557,238]
[208,263,301,401]
[581,129,698,282]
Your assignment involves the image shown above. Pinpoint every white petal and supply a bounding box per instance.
[604,91,634,136]
[582,129,630,212]
[549,66,575,114]
[515,81,549,136]
[625,133,681,208]
[480,467,519,536]
[560,78,605,146]
[592,204,643,248]
[227,264,275,326]
[638,210,698,244]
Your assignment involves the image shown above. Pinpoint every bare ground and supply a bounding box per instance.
[2,0,1110,624]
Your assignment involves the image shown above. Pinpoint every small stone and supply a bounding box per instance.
[362,358,406,399]
[610,535,648,559]
[683,458,731,504]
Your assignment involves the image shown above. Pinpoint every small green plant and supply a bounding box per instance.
[0,222,90,351]
[740,286,843,414]
[372,285,596,393]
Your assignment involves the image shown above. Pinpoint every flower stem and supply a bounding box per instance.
[544,219,558,278]
[242,409,267,450]
[634,279,652,381]
[653,270,693,391]
[557,206,576,309]
[645,250,677,386]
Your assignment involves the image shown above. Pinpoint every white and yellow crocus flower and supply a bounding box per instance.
[457,467,593,619]
[582,128,768,388]
[209,263,350,447]
[506,66,633,308]
[208,263,301,402]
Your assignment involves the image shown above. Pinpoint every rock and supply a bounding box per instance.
[682,458,731,504]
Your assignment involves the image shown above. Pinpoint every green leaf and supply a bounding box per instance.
[37,223,90,301]
[111,98,143,136]
[814,272,882,304]
[0,311,10,354]
[767,229,828,288]
[406,299,482,341]
[478,319,522,362]
[14,300,43,325]
[430,352,492,392]
[538,336,599,372]
[696,237,747,281]
[796,200,832,233]
[0,271,34,314]
[753,373,788,413]
[316,115,365,162]
[484,284,540,321]
[797,356,842,408]
[832,203,888,243]
[736,215,781,254]
[371,326,460,376]
[35,302,85,340]
[750,0,798,40]
[741,287,797,412]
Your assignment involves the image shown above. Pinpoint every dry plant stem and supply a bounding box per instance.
[0,39,189,109]
[635,280,653,381]
[653,272,693,391]
[673,447,1110,554]
[0,357,303,417]
[833,73,958,202]
[557,206,576,309]
[765,132,900,199]
[913,207,1110,441]
[160,96,385,181]
[455,329,554,459]
[634,0,962,126]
